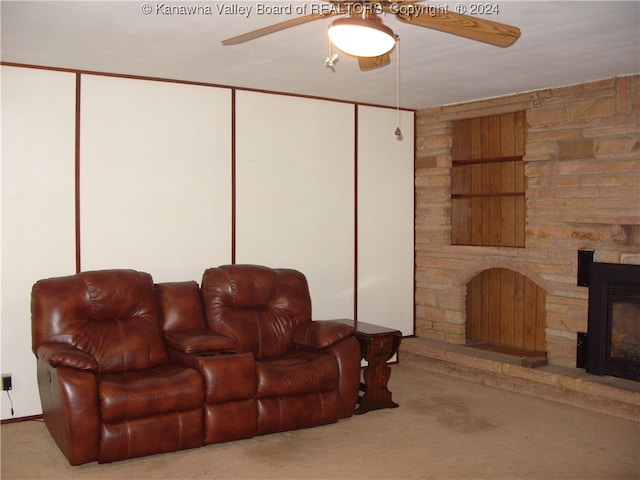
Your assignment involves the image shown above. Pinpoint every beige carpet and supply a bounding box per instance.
[2,352,639,480]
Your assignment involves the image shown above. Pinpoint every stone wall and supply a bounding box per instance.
[415,74,640,367]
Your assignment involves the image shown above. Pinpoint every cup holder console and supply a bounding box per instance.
[197,350,237,357]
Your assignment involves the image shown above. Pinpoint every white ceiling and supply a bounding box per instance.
[2,1,639,109]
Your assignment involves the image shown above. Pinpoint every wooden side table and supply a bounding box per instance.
[352,321,402,415]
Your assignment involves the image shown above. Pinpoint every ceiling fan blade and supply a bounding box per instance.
[358,53,391,71]
[222,13,336,46]
[395,8,521,47]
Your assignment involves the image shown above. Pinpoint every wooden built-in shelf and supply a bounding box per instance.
[452,192,525,199]
[450,111,526,248]
[452,155,523,166]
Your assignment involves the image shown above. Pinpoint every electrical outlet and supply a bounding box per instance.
[2,374,12,391]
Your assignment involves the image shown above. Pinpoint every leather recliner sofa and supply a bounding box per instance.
[31,265,360,465]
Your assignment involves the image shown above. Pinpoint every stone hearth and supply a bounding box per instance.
[401,337,640,423]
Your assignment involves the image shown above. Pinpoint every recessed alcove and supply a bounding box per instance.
[465,268,547,358]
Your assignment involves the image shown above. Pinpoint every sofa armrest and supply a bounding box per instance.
[165,331,237,355]
[293,320,354,350]
[36,342,99,371]
[36,358,100,465]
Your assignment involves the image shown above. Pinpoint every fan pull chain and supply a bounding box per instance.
[325,37,338,72]
[395,37,403,140]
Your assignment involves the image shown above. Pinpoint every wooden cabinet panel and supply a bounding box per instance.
[451,112,526,247]
[466,268,546,353]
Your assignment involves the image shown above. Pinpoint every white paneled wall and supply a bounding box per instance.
[1,65,414,419]
[235,92,356,319]
[357,106,415,336]
[1,66,77,418]
[79,75,233,282]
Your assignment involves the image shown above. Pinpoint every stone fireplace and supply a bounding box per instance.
[585,262,640,381]
[414,74,640,368]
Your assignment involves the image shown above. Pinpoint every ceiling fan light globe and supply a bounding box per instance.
[328,18,396,57]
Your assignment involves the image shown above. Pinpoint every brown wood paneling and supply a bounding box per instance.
[452,119,471,161]
[487,116,501,246]
[514,111,526,156]
[469,118,483,244]
[231,88,237,265]
[487,268,502,344]
[470,182,483,245]
[451,111,526,247]
[466,268,546,354]
[451,119,470,244]
[523,277,538,350]
[513,273,525,348]
[470,117,482,160]
[500,113,515,156]
[500,113,516,246]
[480,270,490,340]
[480,117,491,245]
[75,73,82,273]
[536,287,547,351]
[466,273,482,340]
[514,111,526,247]
[451,198,470,244]
[500,268,515,345]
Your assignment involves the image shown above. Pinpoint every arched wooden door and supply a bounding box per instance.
[466,268,546,354]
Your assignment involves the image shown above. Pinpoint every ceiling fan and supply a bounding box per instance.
[221,0,521,71]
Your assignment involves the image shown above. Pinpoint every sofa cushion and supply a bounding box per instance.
[32,269,169,373]
[201,265,313,358]
[154,281,208,334]
[164,331,236,354]
[99,408,203,463]
[98,364,204,423]
[257,391,340,435]
[256,352,339,397]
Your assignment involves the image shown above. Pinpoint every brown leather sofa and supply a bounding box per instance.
[31,265,360,465]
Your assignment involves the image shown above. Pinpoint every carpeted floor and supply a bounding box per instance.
[2,352,639,480]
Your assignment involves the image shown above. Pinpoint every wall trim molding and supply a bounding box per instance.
[0,61,416,113]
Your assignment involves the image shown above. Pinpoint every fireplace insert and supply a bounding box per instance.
[586,262,640,382]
